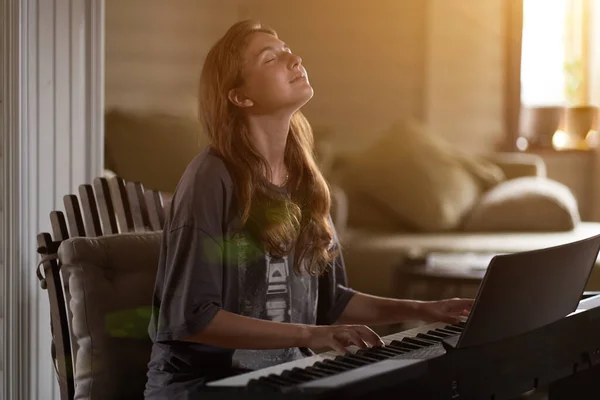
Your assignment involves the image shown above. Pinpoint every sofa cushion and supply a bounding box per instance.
[463,177,580,232]
[57,231,162,400]
[340,222,600,299]
[337,119,505,232]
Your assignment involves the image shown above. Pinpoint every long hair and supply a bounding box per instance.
[198,20,336,275]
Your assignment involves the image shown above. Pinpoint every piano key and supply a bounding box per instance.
[325,358,358,370]
[335,355,370,367]
[380,346,407,356]
[370,346,405,356]
[298,359,428,390]
[443,326,463,334]
[416,333,444,342]
[386,339,423,351]
[207,353,335,386]
[434,328,459,335]
[425,330,450,339]
[357,348,395,359]
[208,319,466,387]
[345,353,379,364]
[280,370,312,383]
[311,362,347,374]
[389,340,420,351]
[300,366,331,378]
[261,374,295,386]
[402,336,437,347]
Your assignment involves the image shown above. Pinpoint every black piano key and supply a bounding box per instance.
[389,340,421,351]
[370,346,405,356]
[435,328,459,336]
[426,330,449,339]
[349,352,383,362]
[312,362,347,374]
[444,325,463,333]
[416,333,444,342]
[357,351,388,361]
[302,366,332,378]
[322,358,356,370]
[280,370,313,383]
[336,355,371,367]
[402,336,437,347]
[262,374,296,386]
[457,321,466,327]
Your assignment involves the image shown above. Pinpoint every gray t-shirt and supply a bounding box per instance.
[145,147,355,398]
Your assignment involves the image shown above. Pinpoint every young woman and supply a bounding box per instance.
[144,20,472,398]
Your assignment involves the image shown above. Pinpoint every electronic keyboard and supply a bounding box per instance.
[200,294,600,399]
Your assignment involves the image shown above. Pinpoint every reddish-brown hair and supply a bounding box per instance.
[198,20,336,275]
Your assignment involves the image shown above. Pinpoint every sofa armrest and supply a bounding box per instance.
[488,152,547,179]
[330,185,349,237]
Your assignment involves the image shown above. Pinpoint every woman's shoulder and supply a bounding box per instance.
[179,146,233,190]
[168,146,235,230]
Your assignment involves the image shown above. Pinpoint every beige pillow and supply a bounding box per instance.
[338,119,505,232]
[463,177,580,232]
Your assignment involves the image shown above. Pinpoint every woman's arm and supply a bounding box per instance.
[335,292,473,326]
[183,309,385,353]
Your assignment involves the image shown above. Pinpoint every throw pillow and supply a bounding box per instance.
[462,176,580,232]
[338,119,505,232]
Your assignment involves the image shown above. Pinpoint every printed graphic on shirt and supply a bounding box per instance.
[265,255,291,322]
[231,233,315,370]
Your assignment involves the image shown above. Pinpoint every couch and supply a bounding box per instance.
[104,110,600,302]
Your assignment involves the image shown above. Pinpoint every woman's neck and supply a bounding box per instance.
[246,114,290,184]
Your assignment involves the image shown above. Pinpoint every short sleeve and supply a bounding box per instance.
[149,149,233,343]
[152,226,224,342]
[316,219,357,325]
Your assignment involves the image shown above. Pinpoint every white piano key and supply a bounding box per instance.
[207,320,464,387]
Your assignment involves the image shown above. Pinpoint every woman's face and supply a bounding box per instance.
[233,32,313,115]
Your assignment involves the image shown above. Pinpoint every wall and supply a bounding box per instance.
[2,1,104,399]
[242,0,428,152]
[105,0,241,117]
[104,0,510,154]
[426,0,506,152]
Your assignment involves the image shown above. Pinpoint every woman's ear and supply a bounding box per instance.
[228,88,254,108]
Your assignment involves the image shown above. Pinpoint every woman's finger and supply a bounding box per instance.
[355,325,385,347]
[345,330,369,349]
[330,339,348,354]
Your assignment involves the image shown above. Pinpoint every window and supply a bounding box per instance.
[520,0,569,106]
[521,0,591,106]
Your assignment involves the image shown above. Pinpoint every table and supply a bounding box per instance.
[400,252,497,300]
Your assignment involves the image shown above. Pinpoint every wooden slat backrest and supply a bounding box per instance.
[93,177,119,235]
[108,176,135,233]
[63,195,86,237]
[144,190,165,231]
[78,185,103,237]
[37,232,75,400]
[127,181,151,232]
[36,175,166,400]
[50,211,70,241]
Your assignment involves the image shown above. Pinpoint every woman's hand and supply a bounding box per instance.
[304,324,385,354]
[418,298,474,324]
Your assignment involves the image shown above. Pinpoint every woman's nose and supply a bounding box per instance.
[290,53,302,68]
